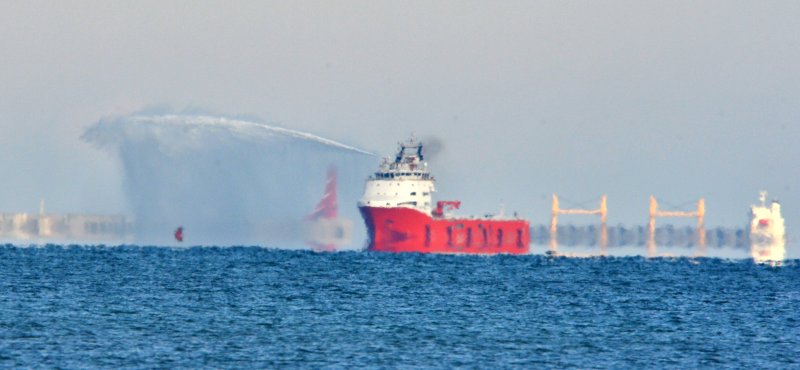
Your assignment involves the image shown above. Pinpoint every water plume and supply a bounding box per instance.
[83,112,375,247]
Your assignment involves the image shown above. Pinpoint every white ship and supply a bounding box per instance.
[749,191,786,263]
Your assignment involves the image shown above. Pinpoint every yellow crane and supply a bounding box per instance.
[550,194,608,254]
[648,196,705,257]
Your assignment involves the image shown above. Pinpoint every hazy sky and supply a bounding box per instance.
[1,1,798,252]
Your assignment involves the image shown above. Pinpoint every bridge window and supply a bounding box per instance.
[410,192,416,196]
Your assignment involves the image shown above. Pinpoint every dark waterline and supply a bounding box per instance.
[1,245,798,368]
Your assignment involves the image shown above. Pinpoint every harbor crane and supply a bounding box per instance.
[550,194,608,254]
[648,196,705,257]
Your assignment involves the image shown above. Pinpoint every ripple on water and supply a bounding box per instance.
[0,245,798,368]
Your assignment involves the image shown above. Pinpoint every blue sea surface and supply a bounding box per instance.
[1,245,798,368]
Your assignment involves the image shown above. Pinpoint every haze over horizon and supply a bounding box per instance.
[1,2,798,255]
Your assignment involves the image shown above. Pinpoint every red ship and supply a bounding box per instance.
[358,138,530,254]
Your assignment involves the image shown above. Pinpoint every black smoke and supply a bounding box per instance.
[421,136,444,161]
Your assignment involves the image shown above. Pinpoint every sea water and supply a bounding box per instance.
[1,245,797,368]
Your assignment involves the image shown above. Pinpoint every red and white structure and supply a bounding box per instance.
[305,166,352,251]
[750,191,785,263]
[358,137,530,254]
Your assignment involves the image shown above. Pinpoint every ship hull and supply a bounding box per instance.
[359,206,530,254]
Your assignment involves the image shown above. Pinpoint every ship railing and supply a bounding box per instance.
[370,172,432,180]
[437,213,526,221]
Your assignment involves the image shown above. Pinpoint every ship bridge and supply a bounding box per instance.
[372,138,430,177]
[360,138,436,213]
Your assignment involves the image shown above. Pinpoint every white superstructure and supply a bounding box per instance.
[358,138,436,214]
[749,191,786,263]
